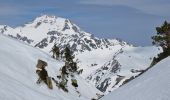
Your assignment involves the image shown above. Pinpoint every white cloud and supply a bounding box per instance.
[79,0,170,16]
[79,0,146,6]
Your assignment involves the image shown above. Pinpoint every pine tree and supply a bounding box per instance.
[150,21,170,66]
[64,47,77,72]
[64,47,74,62]
[152,21,170,51]
[56,47,79,92]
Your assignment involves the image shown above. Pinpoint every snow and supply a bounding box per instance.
[0,15,125,53]
[0,14,163,96]
[117,46,162,76]
[1,15,73,44]
[85,45,161,94]
[101,56,170,100]
[0,15,130,76]
[76,45,124,78]
[0,34,101,100]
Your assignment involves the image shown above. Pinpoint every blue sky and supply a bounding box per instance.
[0,0,170,46]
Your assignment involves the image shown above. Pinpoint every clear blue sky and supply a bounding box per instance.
[0,0,170,46]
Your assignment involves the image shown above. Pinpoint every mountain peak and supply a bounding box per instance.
[34,15,57,21]
[0,15,129,53]
[26,15,80,33]
[32,15,62,24]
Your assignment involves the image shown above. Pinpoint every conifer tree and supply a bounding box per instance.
[152,21,170,51]
[64,47,77,72]
[64,47,74,62]
[150,21,170,66]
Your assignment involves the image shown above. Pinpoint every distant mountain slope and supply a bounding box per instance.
[0,34,101,100]
[101,56,170,100]
[86,46,161,94]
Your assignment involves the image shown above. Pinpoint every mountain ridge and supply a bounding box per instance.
[0,15,129,53]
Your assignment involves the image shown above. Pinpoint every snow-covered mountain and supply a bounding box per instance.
[101,56,170,100]
[0,15,161,95]
[0,15,127,53]
[0,34,101,100]
[86,46,161,94]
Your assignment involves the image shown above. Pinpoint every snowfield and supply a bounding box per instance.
[0,34,101,100]
[76,45,124,78]
[101,56,170,100]
[86,45,161,94]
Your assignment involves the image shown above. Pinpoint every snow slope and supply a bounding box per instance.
[76,45,124,78]
[0,34,101,100]
[86,46,161,94]
[101,56,170,100]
